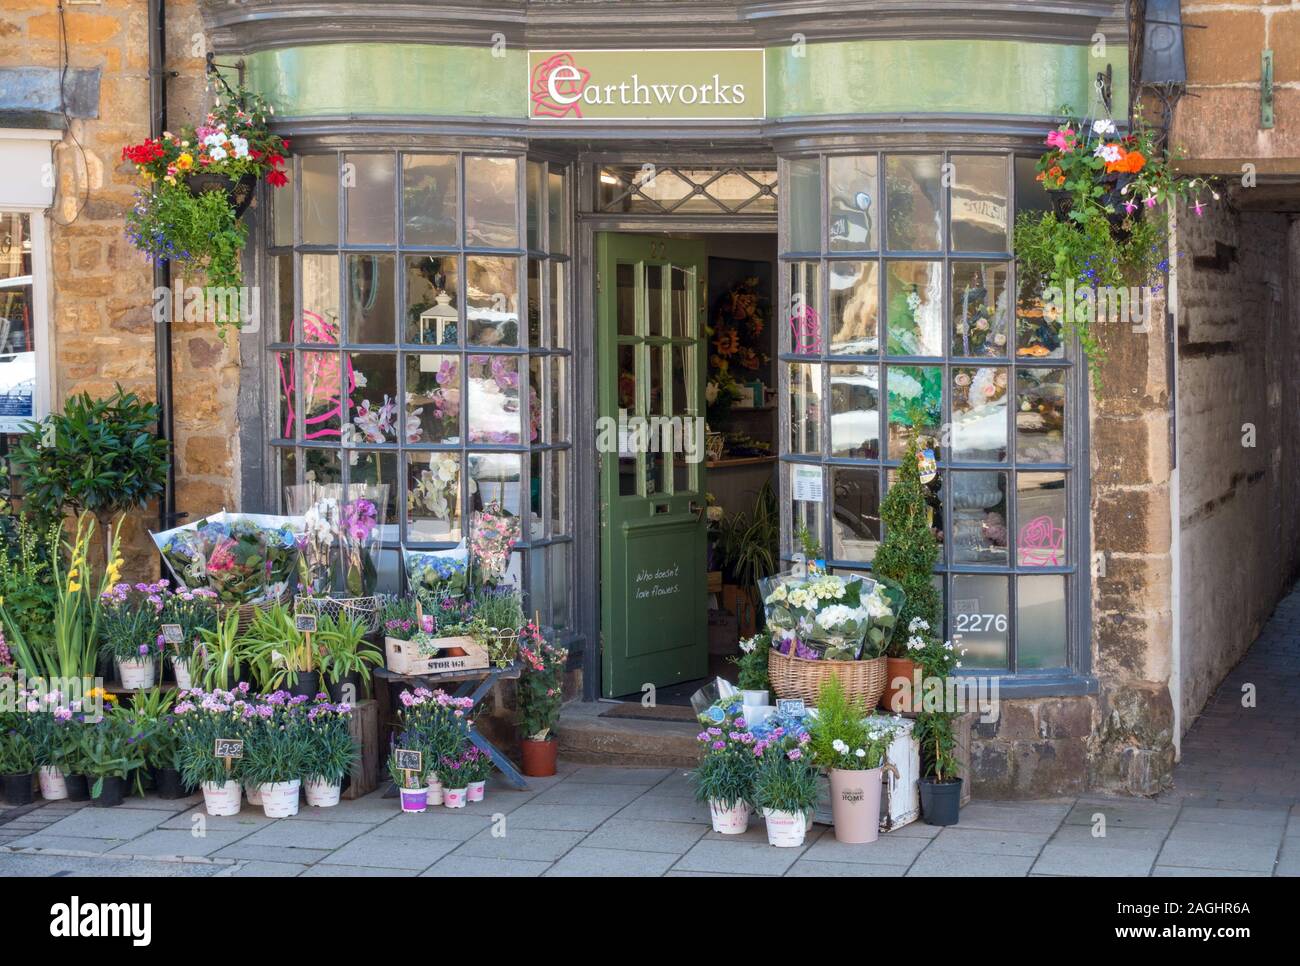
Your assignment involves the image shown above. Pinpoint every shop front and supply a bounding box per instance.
[212,0,1150,795]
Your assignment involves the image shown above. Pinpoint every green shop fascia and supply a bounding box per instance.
[215,0,1122,702]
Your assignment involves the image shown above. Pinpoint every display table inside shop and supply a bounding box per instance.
[373,664,529,791]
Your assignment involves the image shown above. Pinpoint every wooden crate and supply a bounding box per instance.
[384,635,488,675]
[344,698,380,800]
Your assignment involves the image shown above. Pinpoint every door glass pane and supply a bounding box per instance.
[648,344,665,415]
[344,353,398,444]
[550,543,571,628]
[786,261,821,355]
[950,471,1008,566]
[548,169,567,254]
[671,265,693,338]
[346,254,395,344]
[829,155,878,251]
[829,260,878,355]
[345,153,396,245]
[887,467,945,559]
[886,364,941,455]
[467,354,522,444]
[951,261,1009,357]
[464,156,519,248]
[551,448,568,534]
[1016,472,1067,567]
[302,254,340,344]
[302,352,342,440]
[272,175,293,247]
[529,451,544,538]
[950,574,1009,669]
[405,353,461,445]
[671,344,695,416]
[548,259,567,348]
[831,467,880,563]
[952,366,1008,462]
[404,255,459,346]
[273,352,293,440]
[407,452,462,540]
[785,157,821,252]
[271,254,293,342]
[646,263,664,336]
[788,362,822,454]
[617,344,637,412]
[528,357,543,445]
[1018,575,1067,668]
[616,262,637,337]
[950,154,1009,252]
[277,446,297,494]
[885,260,942,356]
[829,364,879,458]
[402,154,458,247]
[550,356,569,441]
[527,257,542,347]
[469,452,522,518]
[526,160,544,251]
[301,154,339,246]
[466,255,519,346]
[885,154,942,252]
[1016,368,1067,463]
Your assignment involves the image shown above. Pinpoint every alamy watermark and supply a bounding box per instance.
[595,413,705,463]
[1042,280,1156,333]
[152,276,260,331]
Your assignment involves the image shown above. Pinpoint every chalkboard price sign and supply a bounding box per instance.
[777,698,806,717]
[214,738,244,759]
[161,623,184,645]
[394,748,423,773]
[295,613,318,633]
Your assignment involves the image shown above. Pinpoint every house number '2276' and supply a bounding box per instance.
[953,612,1007,633]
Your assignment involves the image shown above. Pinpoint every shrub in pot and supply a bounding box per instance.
[915,711,963,826]
[752,742,818,848]
[242,692,308,818]
[808,675,901,844]
[516,621,567,777]
[175,684,253,815]
[81,709,147,808]
[0,715,36,805]
[690,696,757,834]
[302,697,357,807]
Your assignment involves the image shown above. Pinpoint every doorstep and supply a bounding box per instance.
[559,702,700,768]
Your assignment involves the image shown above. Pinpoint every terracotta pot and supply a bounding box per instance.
[882,656,920,713]
[828,767,882,844]
[520,737,558,777]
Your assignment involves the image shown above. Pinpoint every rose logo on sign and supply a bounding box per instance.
[531,53,590,119]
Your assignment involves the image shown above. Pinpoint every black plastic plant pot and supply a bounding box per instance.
[90,776,126,808]
[919,777,963,826]
[187,171,259,219]
[327,672,362,704]
[1,772,34,806]
[289,670,321,699]
[64,774,90,802]
[153,767,187,800]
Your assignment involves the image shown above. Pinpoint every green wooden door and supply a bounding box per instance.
[597,233,709,698]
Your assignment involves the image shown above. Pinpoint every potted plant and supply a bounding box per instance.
[731,630,772,713]
[0,715,35,805]
[121,84,290,339]
[99,582,165,690]
[915,711,963,825]
[243,693,307,817]
[516,621,567,777]
[317,611,380,703]
[245,604,322,697]
[387,741,429,813]
[160,586,219,689]
[81,709,147,808]
[690,696,757,834]
[174,684,251,816]
[752,749,818,848]
[125,687,188,799]
[194,609,250,690]
[468,503,521,589]
[395,687,473,804]
[436,753,471,808]
[469,586,525,668]
[460,744,494,803]
[339,495,384,597]
[872,437,940,713]
[25,705,71,801]
[302,698,356,807]
[808,676,900,844]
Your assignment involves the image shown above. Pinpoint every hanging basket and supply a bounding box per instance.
[768,650,887,708]
[187,171,258,218]
[295,595,382,634]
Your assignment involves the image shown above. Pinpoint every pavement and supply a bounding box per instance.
[2,764,1297,877]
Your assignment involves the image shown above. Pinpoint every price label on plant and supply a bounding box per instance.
[295,613,318,633]
[394,748,423,773]
[777,698,806,717]
[161,623,184,645]
[214,738,244,759]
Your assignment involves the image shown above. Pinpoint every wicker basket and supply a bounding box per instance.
[217,588,292,635]
[768,650,888,708]
[295,595,382,633]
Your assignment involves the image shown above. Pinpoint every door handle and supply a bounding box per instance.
[689,500,706,523]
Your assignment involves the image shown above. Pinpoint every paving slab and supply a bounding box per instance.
[4,833,122,855]
[1063,800,1180,830]
[579,817,708,854]
[37,806,187,841]
[616,795,712,824]
[422,854,551,877]
[454,826,586,861]
[802,832,929,866]
[507,802,626,831]
[565,766,675,785]
[528,782,648,807]
[1163,820,1285,848]
[214,843,334,865]
[925,827,1052,857]
[1151,865,1270,877]
[1047,824,1171,851]
[1155,837,1280,873]
[1176,806,1289,829]
[786,859,911,877]
[906,849,1035,876]
[1031,843,1159,877]
[673,839,804,876]
[319,829,458,870]
[106,829,249,859]
[301,863,418,877]
[369,811,495,842]
[545,846,678,876]
[234,819,370,851]
[217,860,309,877]
[159,807,277,832]
[0,852,224,877]
[946,801,1070,834]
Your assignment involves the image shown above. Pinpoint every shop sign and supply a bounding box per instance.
[528,49,765,121]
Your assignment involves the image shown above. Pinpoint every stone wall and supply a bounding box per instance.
[1,0,240,563]
[1175,199,1300,732]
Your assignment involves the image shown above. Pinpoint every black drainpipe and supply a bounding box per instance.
[148,0,177,531]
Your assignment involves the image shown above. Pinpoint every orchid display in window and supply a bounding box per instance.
[338,488,387,597]
[468,502,521,588]
[284,486,341,596]
[409,453,470,523]
[467,355,522,444]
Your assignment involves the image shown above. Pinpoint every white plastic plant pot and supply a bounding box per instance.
[740,689,769,709]
[467,780,486,803]
[116,657,156,690]
[426,776,444,806]
[171,657,193,691]
[202,780,243,816]
[304,778,341,808]
[443,786,468,809]
[244,783,263,806]
[38,767,68,800]
[399,787,428,813]
[709,799,751,835]
[260,780,301,818]
[762,808,808,848]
